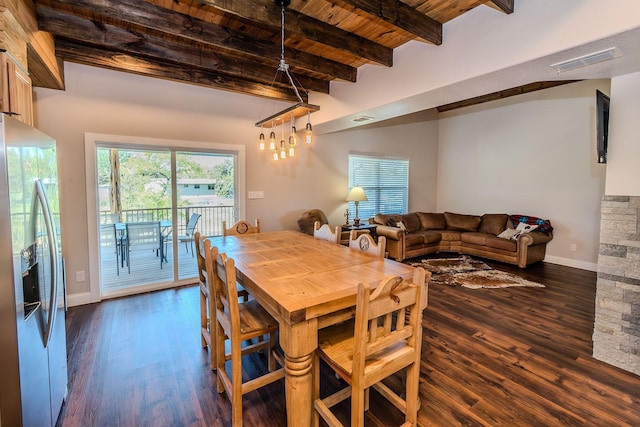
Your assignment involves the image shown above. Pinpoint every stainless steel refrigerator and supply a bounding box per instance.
[0,114,68,426]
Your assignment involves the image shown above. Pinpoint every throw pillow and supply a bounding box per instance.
[497,228,519,240]
[516,222,539,233]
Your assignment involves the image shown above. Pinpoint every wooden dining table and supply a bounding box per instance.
[208,230,416,427]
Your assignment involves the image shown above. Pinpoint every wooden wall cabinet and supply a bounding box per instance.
[0,52,33,125]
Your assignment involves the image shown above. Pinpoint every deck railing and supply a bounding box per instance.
[99,205,236,237]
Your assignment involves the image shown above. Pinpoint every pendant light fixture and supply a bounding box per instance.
[256,0,319,160]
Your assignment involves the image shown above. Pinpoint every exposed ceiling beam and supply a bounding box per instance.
[436,80,578,113]
[37,6,329,95]
[43,0,357,82]
[54,39,306,101]
[488,0,515,14]
[196,0,394,66]
[337,0,442,44]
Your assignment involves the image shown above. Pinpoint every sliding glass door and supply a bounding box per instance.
[93,143,239,298]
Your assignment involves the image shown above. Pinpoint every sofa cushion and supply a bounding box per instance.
[460,232,489,246]
[404,233,425,247]
[374,214,401,226]
[438,229,462,241]
[444,212,482,231]
[401,213,422,233]
[416,212,445,230]
[479,214,509,236]
[486,235,517,252]
[415,230,443,244]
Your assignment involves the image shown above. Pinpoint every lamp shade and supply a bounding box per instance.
[346,186,368,202]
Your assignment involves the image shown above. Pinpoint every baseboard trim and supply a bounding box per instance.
[544,255,597,272]
[67,292,93,307]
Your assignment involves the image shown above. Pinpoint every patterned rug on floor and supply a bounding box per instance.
[405,255,545,289]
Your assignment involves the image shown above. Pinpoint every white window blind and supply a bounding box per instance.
[348,154,408,220]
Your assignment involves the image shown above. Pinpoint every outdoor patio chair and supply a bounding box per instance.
[123,221,163,273]
[165,213,201,257]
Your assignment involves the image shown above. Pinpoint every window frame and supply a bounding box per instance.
[348,153,409,220]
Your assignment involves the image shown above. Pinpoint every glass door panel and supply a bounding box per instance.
[97,147,173,295]
[175,152,236,279]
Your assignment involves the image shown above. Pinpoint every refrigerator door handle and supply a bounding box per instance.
[35,180,59,347]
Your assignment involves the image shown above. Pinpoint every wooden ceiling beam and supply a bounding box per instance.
[37,6,329,94]
[338,0,442,44]
[488,0,514,14]
[196,0,393,66]
[54,39,305,101]
[42,0,357,82]
[436,81,578,113]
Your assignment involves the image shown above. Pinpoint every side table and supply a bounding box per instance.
[341,223,378,241]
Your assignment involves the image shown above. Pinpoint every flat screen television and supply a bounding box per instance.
[596,89,610,164]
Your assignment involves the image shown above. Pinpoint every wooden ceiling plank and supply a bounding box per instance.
[488,0,514,14]
[338,0,442,44]
[42,0,357,82]
[37,6,329,94]
[54,38,304,101]
[196,0,393,66]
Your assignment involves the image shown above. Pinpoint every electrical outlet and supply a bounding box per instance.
[570,243,577,252]
[76,270,86,282]
[248,191,264,199]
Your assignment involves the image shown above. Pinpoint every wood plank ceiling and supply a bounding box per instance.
[34,0,515,103]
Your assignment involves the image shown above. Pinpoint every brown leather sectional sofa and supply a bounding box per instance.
[372,212,553,267]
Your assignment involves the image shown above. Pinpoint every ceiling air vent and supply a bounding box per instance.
[550,47,619,73]
[352,115,373,123]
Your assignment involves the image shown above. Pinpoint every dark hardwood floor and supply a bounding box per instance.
[58,258,640,426]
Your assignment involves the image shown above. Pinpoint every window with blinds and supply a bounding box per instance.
[348,154,409,220]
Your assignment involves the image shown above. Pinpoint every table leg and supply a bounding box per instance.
[279,319,318,427]
[285,353,313,426]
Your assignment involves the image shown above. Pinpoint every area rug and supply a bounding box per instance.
[405,255,545,289]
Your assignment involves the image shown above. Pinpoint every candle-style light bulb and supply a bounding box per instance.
[305,111,313,145]
[259,131,265,151]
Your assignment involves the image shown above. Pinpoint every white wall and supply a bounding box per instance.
[437,80,609,270]
[33,63,438,301]
[605,71,640,195]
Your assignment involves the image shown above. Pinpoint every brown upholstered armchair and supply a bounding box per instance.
[297,209,329,235]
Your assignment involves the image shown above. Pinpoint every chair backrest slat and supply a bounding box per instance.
[223,219,261,236]
[348,230,386,258]
[352,268,429,378]
[313,221,340,244]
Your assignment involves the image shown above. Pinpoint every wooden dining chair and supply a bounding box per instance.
[222,219,261,236]
[207,246,284,426]
[313,221,340,244]
[195,231,217,370]
[348,229,387,258]
[313,267,430,427]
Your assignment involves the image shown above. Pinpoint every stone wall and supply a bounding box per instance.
[593,195,640,375]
